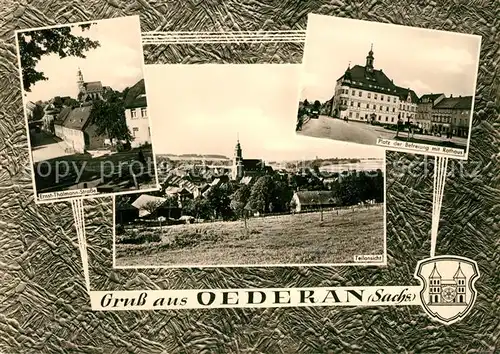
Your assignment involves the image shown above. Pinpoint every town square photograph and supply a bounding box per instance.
[114,64,386,268]
[16,16,158,203]
[297,14,481,159]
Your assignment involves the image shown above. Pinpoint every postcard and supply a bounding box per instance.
[296,14,481,160]
[15,16,160,203]
[113,64,386,268]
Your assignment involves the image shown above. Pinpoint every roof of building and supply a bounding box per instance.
[124,79,147,109]
[84,81,103,93]
[132,194,167,217]
[420,93,444,102]
[240,176,253,185]
[116,201,138,211]
[293,191,339,206]
[454,263,466,278]
[395,86,419,103]
[433,96,473,110]
[429,263,441,278]
[339,65,399,96]
[54,106,72,125]
[242,159,264,170]
[62,105,93,130]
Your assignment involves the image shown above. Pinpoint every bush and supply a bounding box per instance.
[117,228,161,244]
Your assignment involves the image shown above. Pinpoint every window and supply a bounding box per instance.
[386,107,389,112]
[349,112,352,117]
[356,112,359,118]
[350,101,354,106]
[352,90,355,95]
[141,107,147,117]
[381,95,384,100]
[374,94,378,99]
[393,97,396,103]
[391,117,394,122]
[373,104,376,109]
[393,107,396,112]
[357,102,361,107]
[132,127,139,137]
[368,93,371,98]
[387,96,390,102]
[385,117,388,122]
[379,106,382,111]
[358,91,362,97]
[131,109,137,118]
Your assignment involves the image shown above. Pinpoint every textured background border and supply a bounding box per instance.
[0,1,498,353]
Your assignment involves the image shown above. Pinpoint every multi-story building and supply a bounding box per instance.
[124,79,151,148]
[416,93,445,134]
[431,95,472,137]
[332,46,416,125]
[395,86,419,124]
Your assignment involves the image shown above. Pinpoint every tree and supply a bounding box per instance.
[89,99,132,143]
[31,104,44,121]
[313,100,321,111]
[17,23,100,92]
[204,185,233,220]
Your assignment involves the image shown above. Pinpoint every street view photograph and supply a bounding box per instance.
[297,14,481,159]
[16,16,158,203]
[114,64,386,268]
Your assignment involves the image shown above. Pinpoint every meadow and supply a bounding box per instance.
[115,205,384,267]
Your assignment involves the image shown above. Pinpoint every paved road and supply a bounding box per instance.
[30,130,73,163]
[299,116,380,145]
[299,115,468,147]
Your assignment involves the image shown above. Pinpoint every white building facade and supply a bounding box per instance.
[125,101,150,148]
[332,46,419,126]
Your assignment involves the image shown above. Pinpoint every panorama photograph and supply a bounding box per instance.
[114,64,386,267]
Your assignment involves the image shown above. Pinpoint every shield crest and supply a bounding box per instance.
[414,255,480,325]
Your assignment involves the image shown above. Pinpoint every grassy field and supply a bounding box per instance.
[115,205,384,267]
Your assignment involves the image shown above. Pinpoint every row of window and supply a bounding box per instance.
[131,127,152,138]
[130,107,147,119]
[429,287,441,293]
[341,88,399,103]
[348,111,396,123]
[400,104,416,112]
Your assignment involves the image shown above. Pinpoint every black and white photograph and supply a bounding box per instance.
[16,16,159,203]
[297,14,481,159]
[114,64,386,268]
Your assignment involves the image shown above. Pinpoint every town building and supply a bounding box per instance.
[231,137,266,180]
[416,93,445,134]
[431,96,473,137]
[428,262,467,305]
[53,105,102,153]
[41,100,59,133]
[395,86,419,124]
[290,191,340,213]
[25,101,36,121]
[332,45,404,125]
[124,79,151,148]
[131,194,181,219]
[77,68,111,102]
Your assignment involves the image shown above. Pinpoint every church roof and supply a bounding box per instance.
[338,65,399,96]
[242,159,264,170]
[433,96,473,110]
[429,263,441,278]
[84,81,103,93]
[454,263,466,278]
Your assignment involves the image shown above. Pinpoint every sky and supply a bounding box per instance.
[145,64,384,162]
[21,16,144,102]
[300,14,482,102]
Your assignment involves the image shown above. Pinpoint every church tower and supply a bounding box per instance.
[77,68,85,99]
[428,263,442,304]
[454,263,466,304]
[365,44,374,73]
[231,135,244,180]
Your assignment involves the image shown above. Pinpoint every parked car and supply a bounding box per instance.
[310,109,320,119]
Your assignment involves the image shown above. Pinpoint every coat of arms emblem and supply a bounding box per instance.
[414,255,480,325]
